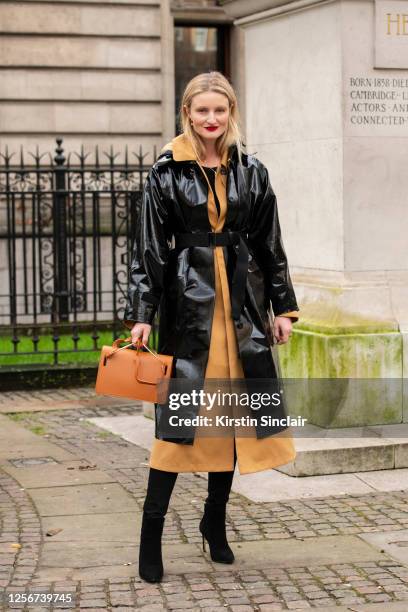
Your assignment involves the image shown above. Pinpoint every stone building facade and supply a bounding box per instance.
[220,0,408,425]
[0,0,244,158]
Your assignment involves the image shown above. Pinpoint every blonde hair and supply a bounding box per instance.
[179,71,244,165]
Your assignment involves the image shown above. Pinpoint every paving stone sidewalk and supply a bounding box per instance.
[2,387,408,611]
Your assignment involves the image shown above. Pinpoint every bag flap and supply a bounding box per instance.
[135,355,167,385]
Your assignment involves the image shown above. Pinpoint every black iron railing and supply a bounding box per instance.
[0,138,158,367]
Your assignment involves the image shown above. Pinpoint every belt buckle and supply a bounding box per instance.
[208,232,217,247]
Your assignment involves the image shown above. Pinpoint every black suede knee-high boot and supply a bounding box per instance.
[199,442,237,564]
[139,467,178,583]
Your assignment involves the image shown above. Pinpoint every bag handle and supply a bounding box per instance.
[105,336,167,366]
[111,336,133,351]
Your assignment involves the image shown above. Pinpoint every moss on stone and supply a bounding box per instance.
[277,313,403,427]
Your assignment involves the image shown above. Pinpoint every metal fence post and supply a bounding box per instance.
[53,138,69,322]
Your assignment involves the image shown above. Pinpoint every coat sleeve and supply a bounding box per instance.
[247,161,300,320]
[123,166,172,327]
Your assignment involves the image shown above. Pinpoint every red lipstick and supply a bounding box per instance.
[205,126,218,132]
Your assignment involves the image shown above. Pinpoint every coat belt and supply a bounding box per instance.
[174,230,248,322]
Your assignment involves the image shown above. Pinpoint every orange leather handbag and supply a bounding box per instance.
[95,337,173,403]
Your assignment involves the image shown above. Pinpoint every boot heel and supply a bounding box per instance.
[199,502,235,564]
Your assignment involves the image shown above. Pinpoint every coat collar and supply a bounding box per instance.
[161,133,229,168]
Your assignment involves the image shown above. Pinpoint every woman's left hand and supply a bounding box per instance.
[272,316,293,345]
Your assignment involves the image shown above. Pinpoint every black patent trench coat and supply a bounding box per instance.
[123,140,299,444]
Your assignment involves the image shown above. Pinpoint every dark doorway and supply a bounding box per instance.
[174,25,230,133]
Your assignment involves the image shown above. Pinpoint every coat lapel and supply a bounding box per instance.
[161,133,241,230]
[161,134,228,165]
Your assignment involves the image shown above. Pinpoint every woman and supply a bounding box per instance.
[123,71,300,583]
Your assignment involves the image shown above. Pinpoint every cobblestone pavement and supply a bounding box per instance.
[0,387,97,407]
[0,470,41,589]
[2,387,408,610]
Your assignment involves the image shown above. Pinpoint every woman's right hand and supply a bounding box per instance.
[130,322,151,346]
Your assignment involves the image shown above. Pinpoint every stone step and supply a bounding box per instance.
[276,423,408,477]
[92,411,408,483]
